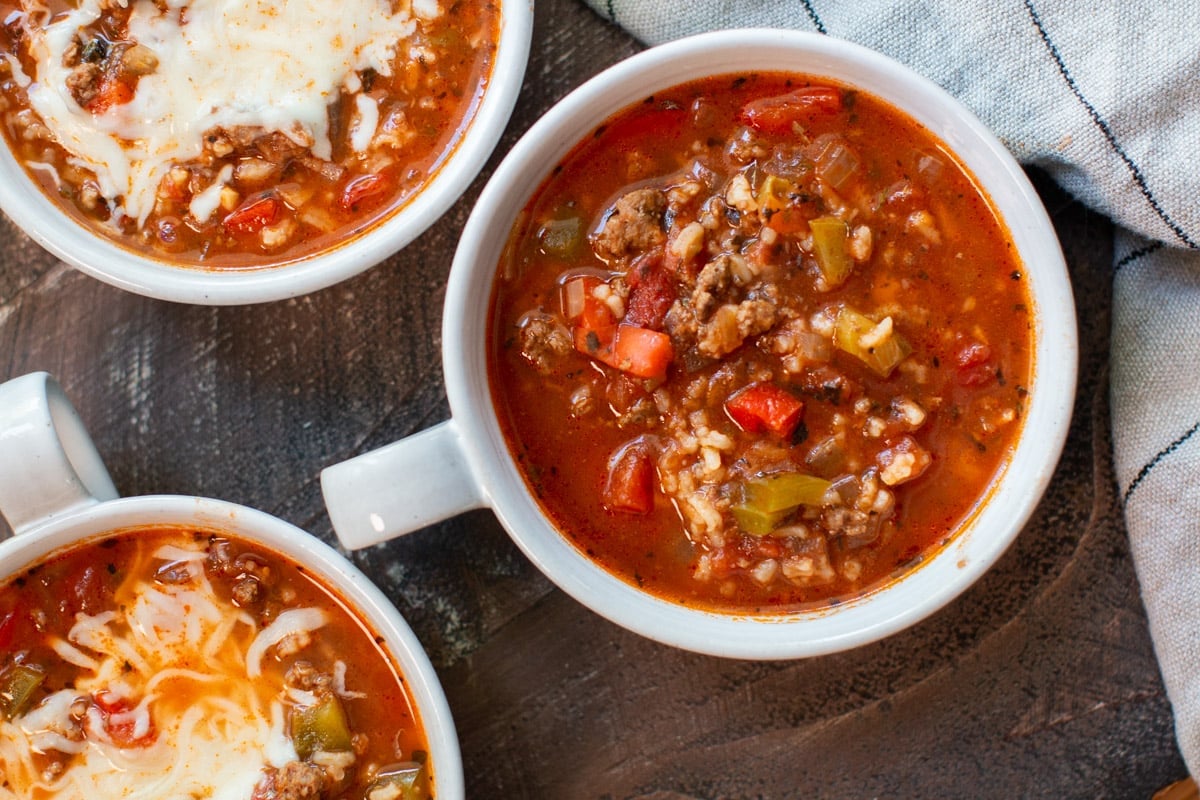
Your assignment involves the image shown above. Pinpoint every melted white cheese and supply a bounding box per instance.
[189,163,234,223]
[21,0,426,224]
[351,93,381,153]
[0,539,333,799]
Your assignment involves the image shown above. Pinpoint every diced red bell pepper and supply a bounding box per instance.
[739,87,843,135]
[561,276,617,331]
[339,172,393,212]
[611,324,673,381]
[223,193,282,235]
[575,323,673,381]
[86,76,134,114]
[603,439,657,514]
[725,382,805,439]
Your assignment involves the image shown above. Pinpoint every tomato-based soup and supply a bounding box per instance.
[0,0,498,267]
[488,73,1033,613]
[0,527,434,799]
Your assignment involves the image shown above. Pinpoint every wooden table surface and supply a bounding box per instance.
[0,1,1189,796]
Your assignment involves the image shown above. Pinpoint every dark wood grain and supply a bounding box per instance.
[0,1,1187,796]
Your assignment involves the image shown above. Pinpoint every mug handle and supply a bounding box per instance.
[0,372,119,536]
[320,419,485,550]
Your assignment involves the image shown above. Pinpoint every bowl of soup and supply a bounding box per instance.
[321,28,1078,658]
[0,372,462,798]
[0,0,531,304]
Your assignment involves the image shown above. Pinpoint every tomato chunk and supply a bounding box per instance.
[725,382,805,439]
[93,691,156,747]
[223,194,282,235]
[955,338,996,386]
[740,87,843,134]
[339,173,393,212]
[603,439,657,514]
[624,256,676,330]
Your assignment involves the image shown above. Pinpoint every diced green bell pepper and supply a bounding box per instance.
[537,217,583,258]
[292,695,353,759]
[0,664,45,720]
[833,307,912,377]
[809,216,852,287]
[744,473,834,512]
[732,473,834,536]
[366,760,429,800]
[756,174,794,217]
[731,503,792,536]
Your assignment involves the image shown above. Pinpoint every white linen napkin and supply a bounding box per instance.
[582,0,1200,774]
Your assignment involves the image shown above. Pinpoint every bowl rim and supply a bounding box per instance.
[0,1,533,305]
[0,494,465,797]
[444,28,1079,659]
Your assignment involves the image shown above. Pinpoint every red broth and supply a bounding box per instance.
[0,526,433,799]
[488,73,1033,613]
[0,0,499,268]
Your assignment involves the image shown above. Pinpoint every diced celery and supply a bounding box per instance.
[833,307,913,377]
[0,664,44,720]
[744,473,833,513]
[292,695,353,758]
[809,216,852,287]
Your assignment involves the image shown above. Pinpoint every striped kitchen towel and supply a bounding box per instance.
[583,0,1200,774]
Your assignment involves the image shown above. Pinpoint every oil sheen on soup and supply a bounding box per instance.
[0,0,498,267]
[0,526,434,799]
[488,73,1034,613]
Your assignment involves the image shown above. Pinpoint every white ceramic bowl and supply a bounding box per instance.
[0,3,532,305]
[322,28,1078,659]
[0,372,464,798]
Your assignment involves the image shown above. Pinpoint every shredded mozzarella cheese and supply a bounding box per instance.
[0,539,324,799]
[246,607,329,678]
[20,0,431,224]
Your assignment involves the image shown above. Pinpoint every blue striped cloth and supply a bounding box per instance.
[583,0,1200,773]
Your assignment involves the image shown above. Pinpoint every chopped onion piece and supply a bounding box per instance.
[794,331,832,362]
[810,134,860,189]
[917,151,945,184]
[561,276,588,320]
